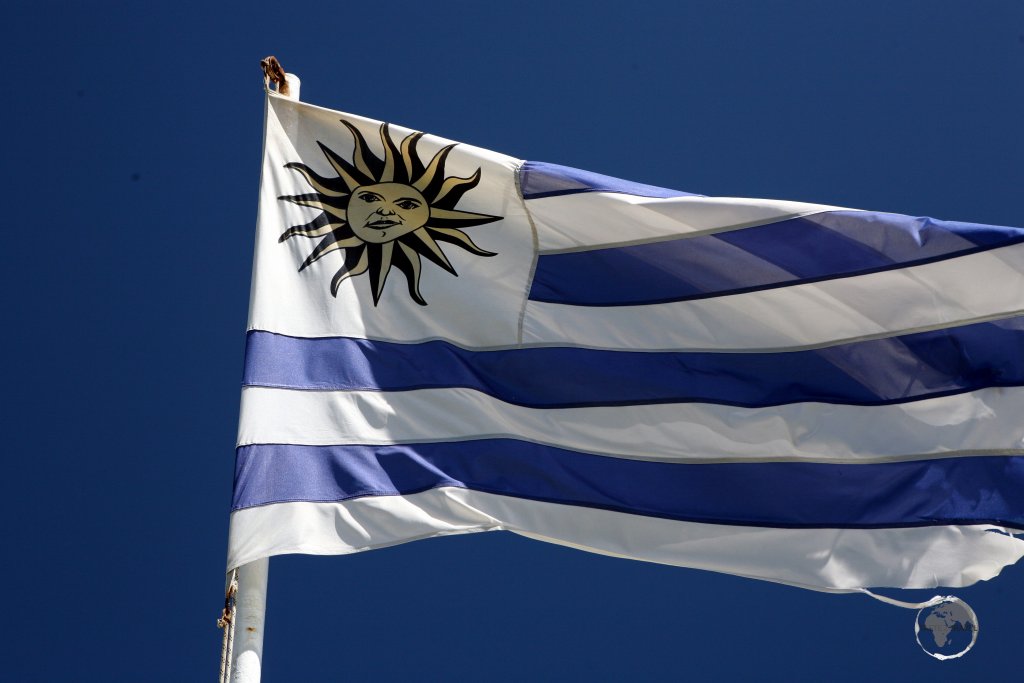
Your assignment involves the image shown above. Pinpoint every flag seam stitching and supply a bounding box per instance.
[513,160,540,347]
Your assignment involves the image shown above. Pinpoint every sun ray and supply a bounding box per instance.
[330,247,370,296]
[427,227,498,257]
[395,242,427,306]
[366,242,395,304]
[409,228,455,273]
[426,207,501,228]
[317,141,370,191]
[340,121,376,179]
[400,132,424,184]
[432,169,481,207]
[412,144,454,196]
[278,194,348,221]
[299,234,363,271]
[284,162,347,197]
[380,124,401,183]
[278,214,343,242]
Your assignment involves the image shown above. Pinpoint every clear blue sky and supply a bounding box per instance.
[5,1,1024,679]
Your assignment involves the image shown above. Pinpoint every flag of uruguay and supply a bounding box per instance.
[228,92,1024,592]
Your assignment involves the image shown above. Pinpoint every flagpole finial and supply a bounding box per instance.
[260,56,290,97]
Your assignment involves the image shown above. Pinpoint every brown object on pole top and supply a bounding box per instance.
[260,56,290,97]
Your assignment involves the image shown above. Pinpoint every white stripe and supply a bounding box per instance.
[238,386,1024,463]
[529,192,847,253]
[523,242,1024,351]
[226,489,1024,590]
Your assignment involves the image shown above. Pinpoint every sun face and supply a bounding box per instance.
[278,120,501,306]
[347,183,429,244]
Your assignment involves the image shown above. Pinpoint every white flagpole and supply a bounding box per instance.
[230,558,270,682]
[228,65,302,683]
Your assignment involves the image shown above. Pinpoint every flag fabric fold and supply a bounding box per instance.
[227,92,1024,591]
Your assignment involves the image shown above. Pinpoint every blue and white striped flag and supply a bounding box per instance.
[228,92,1024,592]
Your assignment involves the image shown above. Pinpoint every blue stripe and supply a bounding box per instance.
[520,161,698,200]
[530,211,1024,306]
[243,317,1024,408]
[232,442,1024,530]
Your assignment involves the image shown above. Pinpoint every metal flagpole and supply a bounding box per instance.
[230,558,270,682]
[225,61,302,683]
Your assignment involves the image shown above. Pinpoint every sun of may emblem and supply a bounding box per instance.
[278,120,502,305]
